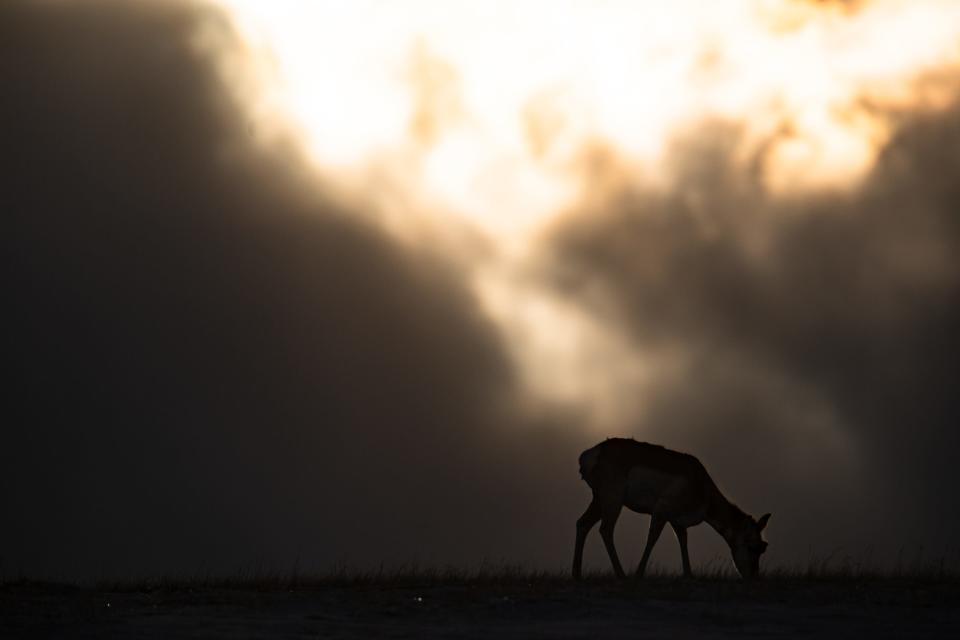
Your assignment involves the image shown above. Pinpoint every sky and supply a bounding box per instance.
[4,0,960,580]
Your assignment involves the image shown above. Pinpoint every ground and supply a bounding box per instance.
[3,575,959,638]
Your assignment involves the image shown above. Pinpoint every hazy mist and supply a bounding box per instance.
[4,0,960,579]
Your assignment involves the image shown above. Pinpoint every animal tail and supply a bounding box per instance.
[578,445,601,481]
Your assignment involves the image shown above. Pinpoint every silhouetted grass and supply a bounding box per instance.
[3,550,958,595]
[5,561,959,639]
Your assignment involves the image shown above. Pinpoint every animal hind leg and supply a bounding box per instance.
[598,499,626,579]
[573,497,601,581]
[671,522,692,578]
[635,515,666,578]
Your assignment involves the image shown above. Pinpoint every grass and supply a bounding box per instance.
[3,562,955,594]
[3,549,959,594]
[4,560,960,636]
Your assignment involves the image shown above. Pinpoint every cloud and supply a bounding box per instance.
[5,0,959,579]
[544,96,960,561]
[1,0,592,579]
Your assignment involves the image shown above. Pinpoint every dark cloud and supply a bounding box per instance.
[1,0,592,579]
[6,0,958,580]
[546,101,960,564]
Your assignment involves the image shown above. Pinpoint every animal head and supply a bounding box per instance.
[730,513,770,579]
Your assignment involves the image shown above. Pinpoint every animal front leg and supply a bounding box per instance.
[671,522,692,578]
[634,515,666,578]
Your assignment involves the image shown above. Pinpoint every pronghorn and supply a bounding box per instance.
[573,438,770,580]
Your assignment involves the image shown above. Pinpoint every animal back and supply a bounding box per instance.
[578,438,709,490]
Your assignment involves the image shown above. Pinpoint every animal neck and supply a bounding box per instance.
[704,483,746,545]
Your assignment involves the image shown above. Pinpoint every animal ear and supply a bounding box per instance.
[758,513,771,531]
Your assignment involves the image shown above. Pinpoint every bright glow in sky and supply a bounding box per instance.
[221,0,960,236]
[214,0,960,422]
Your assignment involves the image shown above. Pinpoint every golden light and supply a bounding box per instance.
[220,0,960,233]
[212,0,960,420]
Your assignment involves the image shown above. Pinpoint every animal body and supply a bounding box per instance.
[574,438,770,579]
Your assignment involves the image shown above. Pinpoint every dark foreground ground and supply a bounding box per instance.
[3,574,959,639]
